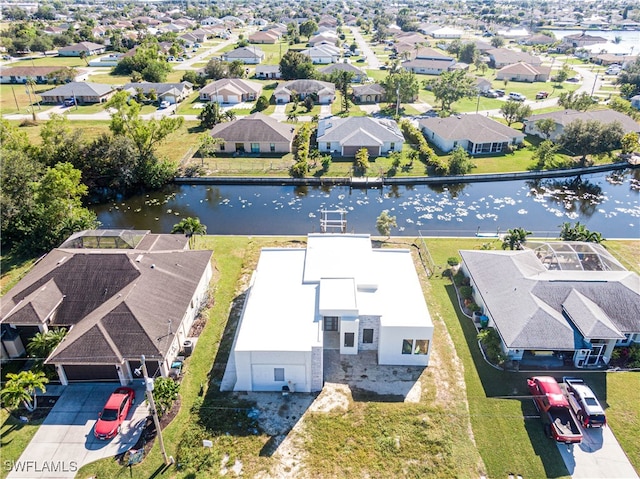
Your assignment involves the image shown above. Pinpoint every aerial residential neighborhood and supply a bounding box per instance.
[0,0,639,478]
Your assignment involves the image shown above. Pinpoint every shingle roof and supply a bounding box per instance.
[1,66,63,77]
[318,63,365,76]
[275,79,335,96]
[419,114,524,143]
[317,117,403,144]
[209,113,295,143]
[200,78,262,96]
[487,48,542,65]
[1,234,212,365]
[497,62,550,76]
[123,82,192,95]
[525,109,640,132]
[224,46,264,59]
[460,249,640,350]
[39,82,114,98]
[58,41,104,52]
[352,83,385,95]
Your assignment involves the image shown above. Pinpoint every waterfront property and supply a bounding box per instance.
[459,242,640,368]
[524,109,640,141]
[209,112,295,153]
[231,234,434,392]
[419,114,525,154]
[317,116,404,157]
[0,230,213,385]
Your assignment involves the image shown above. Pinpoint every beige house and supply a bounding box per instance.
[199,78,262,103]
[496,62,551,82]
[210,113,295,154]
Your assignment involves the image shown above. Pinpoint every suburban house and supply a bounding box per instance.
[459,243,640,367]
[486,48,542,68]
[209,113,295,154]
[0,66,70,84]
[317,117,404,157]
[122,81,194,104]
[401,47,456,74]
[352,83,386,103]
[274,79,335,104]
[474,77,492,94]
[300,44,341,64]
[429,26,463,39]
[318,62,367,82]
[308,32,339,47]
[419,114,525,154]
[255,65,281,80]
[88,53,124,67]
[561,33,608,48]
[199,78,262,103]
[521,34,555,46]
[230,234,434,393]
[249,30,280,44]
[58,41,106,57]
[496,62,551,82]
[523,109,640,141]
[39,82,116,104]
[0,230,213,385]
[221,46,265,64]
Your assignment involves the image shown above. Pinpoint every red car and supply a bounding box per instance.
[94,387,135,440]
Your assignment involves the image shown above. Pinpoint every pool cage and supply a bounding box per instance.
[526,241,626,272]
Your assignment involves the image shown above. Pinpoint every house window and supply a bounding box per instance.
[402,339,430,355]
[324,316,339,331]
[270,143,275,152]
[362,329,374,344]
[390,142,395,150]
[344,332,355,348]
[251,143,260,153]
[220,144,225,151]
[325,142,331,150]
[274,368,285,381]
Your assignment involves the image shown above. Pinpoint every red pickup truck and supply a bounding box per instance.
[527,376,583,444]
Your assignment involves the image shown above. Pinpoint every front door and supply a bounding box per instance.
[235,143,245,153]
[324,316,339,331]
[586,344,605,365]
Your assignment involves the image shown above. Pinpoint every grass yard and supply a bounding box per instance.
[0,83,54,115]
[0,411,45,479]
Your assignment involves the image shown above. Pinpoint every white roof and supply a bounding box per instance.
[234,234,433,353]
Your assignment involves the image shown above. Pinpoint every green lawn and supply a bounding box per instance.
[0,411,44,479]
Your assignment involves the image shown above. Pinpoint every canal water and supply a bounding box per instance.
[92,171,640,238]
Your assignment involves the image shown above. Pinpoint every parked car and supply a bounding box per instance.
[535,91,549,99]
[177,57,185,62]
[508,92,526,102]
[494,89,505,97]
[2,55,11,60]
[94,387,135,440]
[566,76,580,83]
[484,90,499,98]
[527,376,582,444]
[159,100,171,109]
[563,377,607,428]
[63,98,76,107]
[357,58,365,63]
[167,56,175,61]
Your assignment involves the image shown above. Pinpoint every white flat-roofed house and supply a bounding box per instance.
[231,234,434,393]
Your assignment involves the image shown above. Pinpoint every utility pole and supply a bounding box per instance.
[140,355,171,465]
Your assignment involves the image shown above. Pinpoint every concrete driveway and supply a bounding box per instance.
[556,424,639,479]
[7,383,148,479]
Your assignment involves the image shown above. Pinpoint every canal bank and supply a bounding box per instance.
[175,161,638,187]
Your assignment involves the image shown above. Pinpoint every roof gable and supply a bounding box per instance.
[563,289,624,339]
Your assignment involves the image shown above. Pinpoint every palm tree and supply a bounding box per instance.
[1,371,49,412]
[27,329,67,361]
[559,222,603,243]
[171,217,207,247]
[501,227,532,250]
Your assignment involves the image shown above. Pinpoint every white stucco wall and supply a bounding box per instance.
[378,325,433,366]
[340,317,359,355]
[234,350,313,392]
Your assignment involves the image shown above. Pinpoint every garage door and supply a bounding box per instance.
[343,145,380,157]
[62,364,119,382]
[227,95,239,104]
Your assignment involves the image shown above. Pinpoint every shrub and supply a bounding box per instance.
[478,328,506,365]
[468,303,482,313]
[453,270,466,286]
[152,377,179,418]
[459,285,473,299]
[447,256,460,266]
[254,95,269,112]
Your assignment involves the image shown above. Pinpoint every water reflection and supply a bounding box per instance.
[92,172,640,238]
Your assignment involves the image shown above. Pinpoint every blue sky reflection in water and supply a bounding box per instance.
[93,171,640,238]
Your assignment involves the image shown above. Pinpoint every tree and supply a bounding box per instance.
[490,36,505,48]
[279,51,315,80]
[621,132,639,154]
[608,96,639,121]
[204,59,228,80]
[559,222,604,243]
[228,60,245,78]
[27,329,67,361]
[559,119,624,160]
[31,35,54,55]
[172,217,207,247]
[616,57,640,98]
[198,102,226,129]
[530,140,563,170]
[554,63,571,85]
[558,91,596,111]
[1,371,49,412]
[376,210,397,238]
[500,100,532,126]
[300,20,318,41]
[152,377,179,417]
[458,43,478,64]
[331,70,354,112]
[429,70,476,114]
[535,118,557,139]
[448,146,475,175]
[501,227,532,250]
[354,147,370,174]
[381,69,420,112]
[113,42,170,82]
[255,95,269,112]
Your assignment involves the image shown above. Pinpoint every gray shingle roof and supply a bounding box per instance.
[317,117,403,144]
[318,63,365,76]
[460,249,640,350]
[39,82,115,98]
[419,114,524,143]
[352,84,385,95]
[123,82,192,95]
[275,79,335,96]
[525,109,640,133]
[209,112,295,143]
